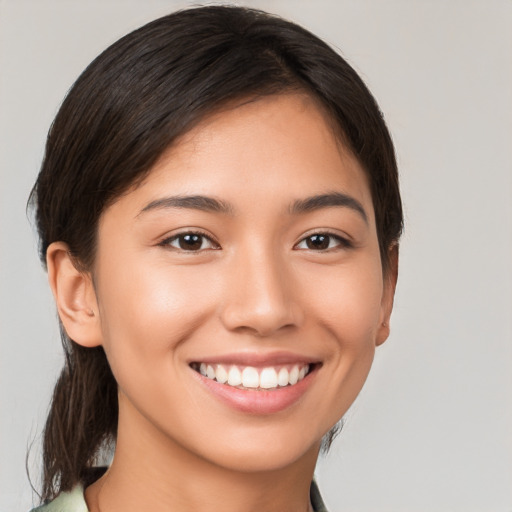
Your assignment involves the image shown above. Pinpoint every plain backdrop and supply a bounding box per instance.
[1,1,511,511]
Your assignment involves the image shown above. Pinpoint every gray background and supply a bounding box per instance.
[1,1,511,511]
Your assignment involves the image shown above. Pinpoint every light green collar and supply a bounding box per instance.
[31,485,88,512]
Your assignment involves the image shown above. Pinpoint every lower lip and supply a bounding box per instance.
[192,368,317,414]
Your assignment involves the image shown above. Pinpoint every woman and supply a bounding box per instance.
[29,5,402,511]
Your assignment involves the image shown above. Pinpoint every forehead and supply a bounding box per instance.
[109,93,374,221]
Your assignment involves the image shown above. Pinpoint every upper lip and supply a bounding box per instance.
[188,350,320,367]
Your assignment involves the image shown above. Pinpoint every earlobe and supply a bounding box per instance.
[376,245,399,347]
[46,242,103,348]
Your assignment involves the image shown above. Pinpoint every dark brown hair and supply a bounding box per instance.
[29,5,402,502]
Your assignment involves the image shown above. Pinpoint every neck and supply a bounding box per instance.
[86,398,319,512]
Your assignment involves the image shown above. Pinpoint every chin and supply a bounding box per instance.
[206,439,321,474]
[181,420,327,474]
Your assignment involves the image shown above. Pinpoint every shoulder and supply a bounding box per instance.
[30,485,88,512]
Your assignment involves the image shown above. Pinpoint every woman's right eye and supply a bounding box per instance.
[160,232,219,252]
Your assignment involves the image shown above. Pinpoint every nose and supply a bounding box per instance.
[219,246,302,337]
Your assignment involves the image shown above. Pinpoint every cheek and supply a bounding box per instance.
[305,256,384,346]
[94,258,221,375]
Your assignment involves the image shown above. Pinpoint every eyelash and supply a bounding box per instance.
[159,230,352,253]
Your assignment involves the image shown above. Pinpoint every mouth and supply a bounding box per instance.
[190,362,315,391]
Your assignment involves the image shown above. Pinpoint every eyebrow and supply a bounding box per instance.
[138,191,368,223]
[290,192,368,224]
[139,195,234,216]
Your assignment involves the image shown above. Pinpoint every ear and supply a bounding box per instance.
[376,245,399,346]
[46,241,103,348]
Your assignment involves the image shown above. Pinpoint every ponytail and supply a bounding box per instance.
[41,328,117,501]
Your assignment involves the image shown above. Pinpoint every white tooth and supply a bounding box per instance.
[242,367,259,388]
[260,367,278,389]
[199,363,207,376]
[278,367,289,387]
[215,364,228,384]
[289,365,299,385]
[206,364,215,380]
[228,366,242,386]
[298,365,307,380]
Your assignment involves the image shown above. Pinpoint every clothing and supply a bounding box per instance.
[31,479,328,512]
[310,480,329,512]
[30,485,87,512]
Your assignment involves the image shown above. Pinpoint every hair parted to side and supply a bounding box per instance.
[29,5,403,502]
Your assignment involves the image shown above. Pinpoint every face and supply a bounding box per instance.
[89,94,394,473]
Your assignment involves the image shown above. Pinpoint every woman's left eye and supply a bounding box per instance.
[160,232,219,252]
[295,233,351,251]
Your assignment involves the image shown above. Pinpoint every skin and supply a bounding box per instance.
[47,93,397,512]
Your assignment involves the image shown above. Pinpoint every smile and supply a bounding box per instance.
[191,363,311,390]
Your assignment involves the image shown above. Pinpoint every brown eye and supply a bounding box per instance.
[295,233,351,251]
[306,234,330,250]
[162,232,218,252]
[178,234,203,250]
